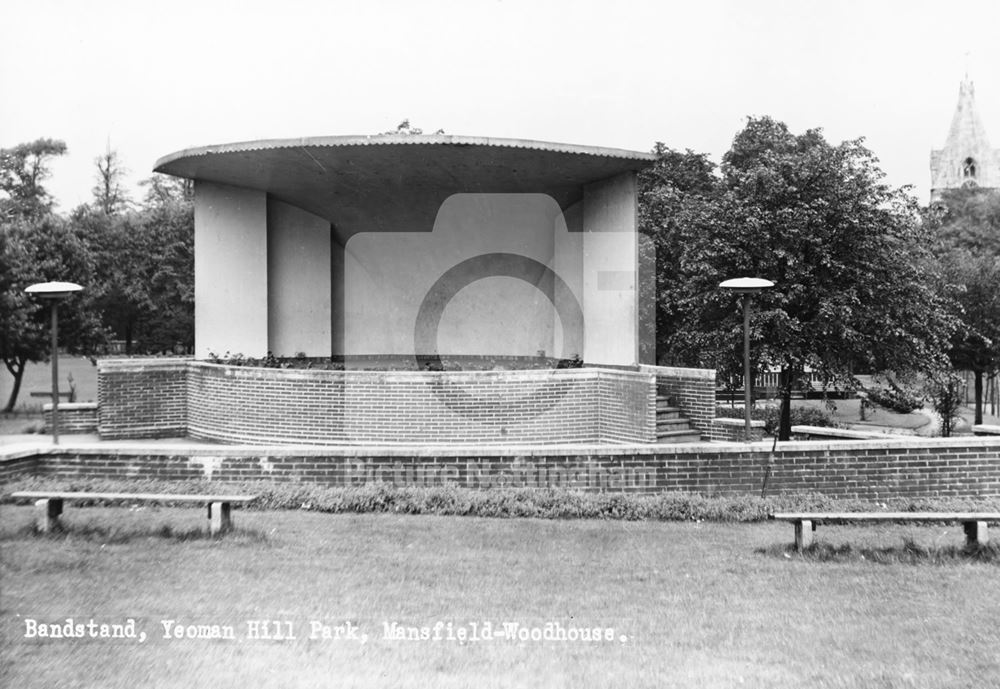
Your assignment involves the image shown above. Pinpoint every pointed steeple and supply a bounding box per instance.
[930,78,1000,202]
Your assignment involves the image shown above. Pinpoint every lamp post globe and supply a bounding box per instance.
[25,282,83,445]
[719,277,774,442]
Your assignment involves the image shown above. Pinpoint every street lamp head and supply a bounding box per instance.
[25,281,83,300]
[719,277,774,294]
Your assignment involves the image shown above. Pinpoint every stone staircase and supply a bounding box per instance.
[656,395,702,444]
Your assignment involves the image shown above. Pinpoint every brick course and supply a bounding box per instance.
[3,437,1000,499]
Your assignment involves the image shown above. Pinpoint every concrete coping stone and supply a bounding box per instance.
[790,425,908,440]
[639,364,716,380]
[4,434,1000,461]
[41,402,98,412]
[98,357,191,372]
[713,417,766,428]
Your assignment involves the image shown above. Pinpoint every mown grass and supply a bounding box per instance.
[2,504,1000,688]
[759,538,1000,565]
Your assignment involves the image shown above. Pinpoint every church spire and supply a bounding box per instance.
[930,77,1000,202]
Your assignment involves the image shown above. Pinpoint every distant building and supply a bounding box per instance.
[930,78,1000,203]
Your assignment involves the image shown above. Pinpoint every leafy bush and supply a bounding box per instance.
[715,404,840,435]
[865,383,924,414]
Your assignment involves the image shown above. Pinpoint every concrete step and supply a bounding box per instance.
[656,403,682,416]
[656,417,691,430]
[656,429,703,444]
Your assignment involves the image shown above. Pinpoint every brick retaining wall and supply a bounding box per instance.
[99,360,656,445]
[5,437,999,499]
[43,402,98,434]
[641,365,716,438]
[99,359,189,439]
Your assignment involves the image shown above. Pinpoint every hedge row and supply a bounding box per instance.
[6,477,1000,522]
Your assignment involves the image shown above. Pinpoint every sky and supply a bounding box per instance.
[2,0,999,210]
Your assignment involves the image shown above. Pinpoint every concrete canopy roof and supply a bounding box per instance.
[154,135,656,236]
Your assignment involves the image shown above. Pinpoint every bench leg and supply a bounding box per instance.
[208,502,232,535]
[35,498,63,533]
[794,519,814,551]
[963,521,988,547]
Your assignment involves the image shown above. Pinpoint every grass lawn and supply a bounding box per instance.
[2,507,999,688]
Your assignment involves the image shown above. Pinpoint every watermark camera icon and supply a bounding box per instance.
[342,192,655,428]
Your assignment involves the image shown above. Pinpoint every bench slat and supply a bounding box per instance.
[10,491,256,503]
[772,512,1000,522]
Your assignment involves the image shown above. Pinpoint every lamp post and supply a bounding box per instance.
[25,281,83,445]
[719,277,774,441]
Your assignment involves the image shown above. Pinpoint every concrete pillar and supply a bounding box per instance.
[35,498,62,533]
[266,199,332,357]
[964,520,988,547]
[794,519,814,550]
[194,182,268,358]
[581,172,639,366]
[209,502,232,535]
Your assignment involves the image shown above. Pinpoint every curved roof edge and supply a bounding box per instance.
[154,134,656,173]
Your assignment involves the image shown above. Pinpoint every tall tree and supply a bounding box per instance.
[637,144,718,364]
[0,215,104,411]
[650,117,957,439]
[77,172,194,354]
[0,138,67,220]
[930,187,1000,424]
[91,146,131,215]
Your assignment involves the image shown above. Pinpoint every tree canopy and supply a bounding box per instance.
[644,117,957,439]
[928,186,1000,424]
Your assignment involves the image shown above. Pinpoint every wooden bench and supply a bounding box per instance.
[10,491,257,536]
[771,512,1000,550]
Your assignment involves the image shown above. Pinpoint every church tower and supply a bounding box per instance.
[930,78,1000,202]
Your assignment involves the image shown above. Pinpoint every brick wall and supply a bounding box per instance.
[43,402,98,434]
[0,449,42,483]
[597,370,656,443]
[98,359,189,439]
[640,365,716,438]
[100,359,655,445]
[5,436,999,499]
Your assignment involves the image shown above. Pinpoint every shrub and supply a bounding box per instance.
[715,404,839,435]
[14,478,999,523]
[865,383,924,414]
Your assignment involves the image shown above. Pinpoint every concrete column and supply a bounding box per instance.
[964,520,988,547]
[194,182,268,358]
[581,172,639,366]
[266,199,332,357]
[209,501,232,535]
[794,519,814,550]
[35,498,62,533]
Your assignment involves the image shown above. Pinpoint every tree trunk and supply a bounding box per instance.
[779,366,793,441]
[3,357,26,413]
[974,369,984,426]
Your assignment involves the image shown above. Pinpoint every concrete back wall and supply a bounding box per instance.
[194,174,642,366]
[342,194,572,359]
